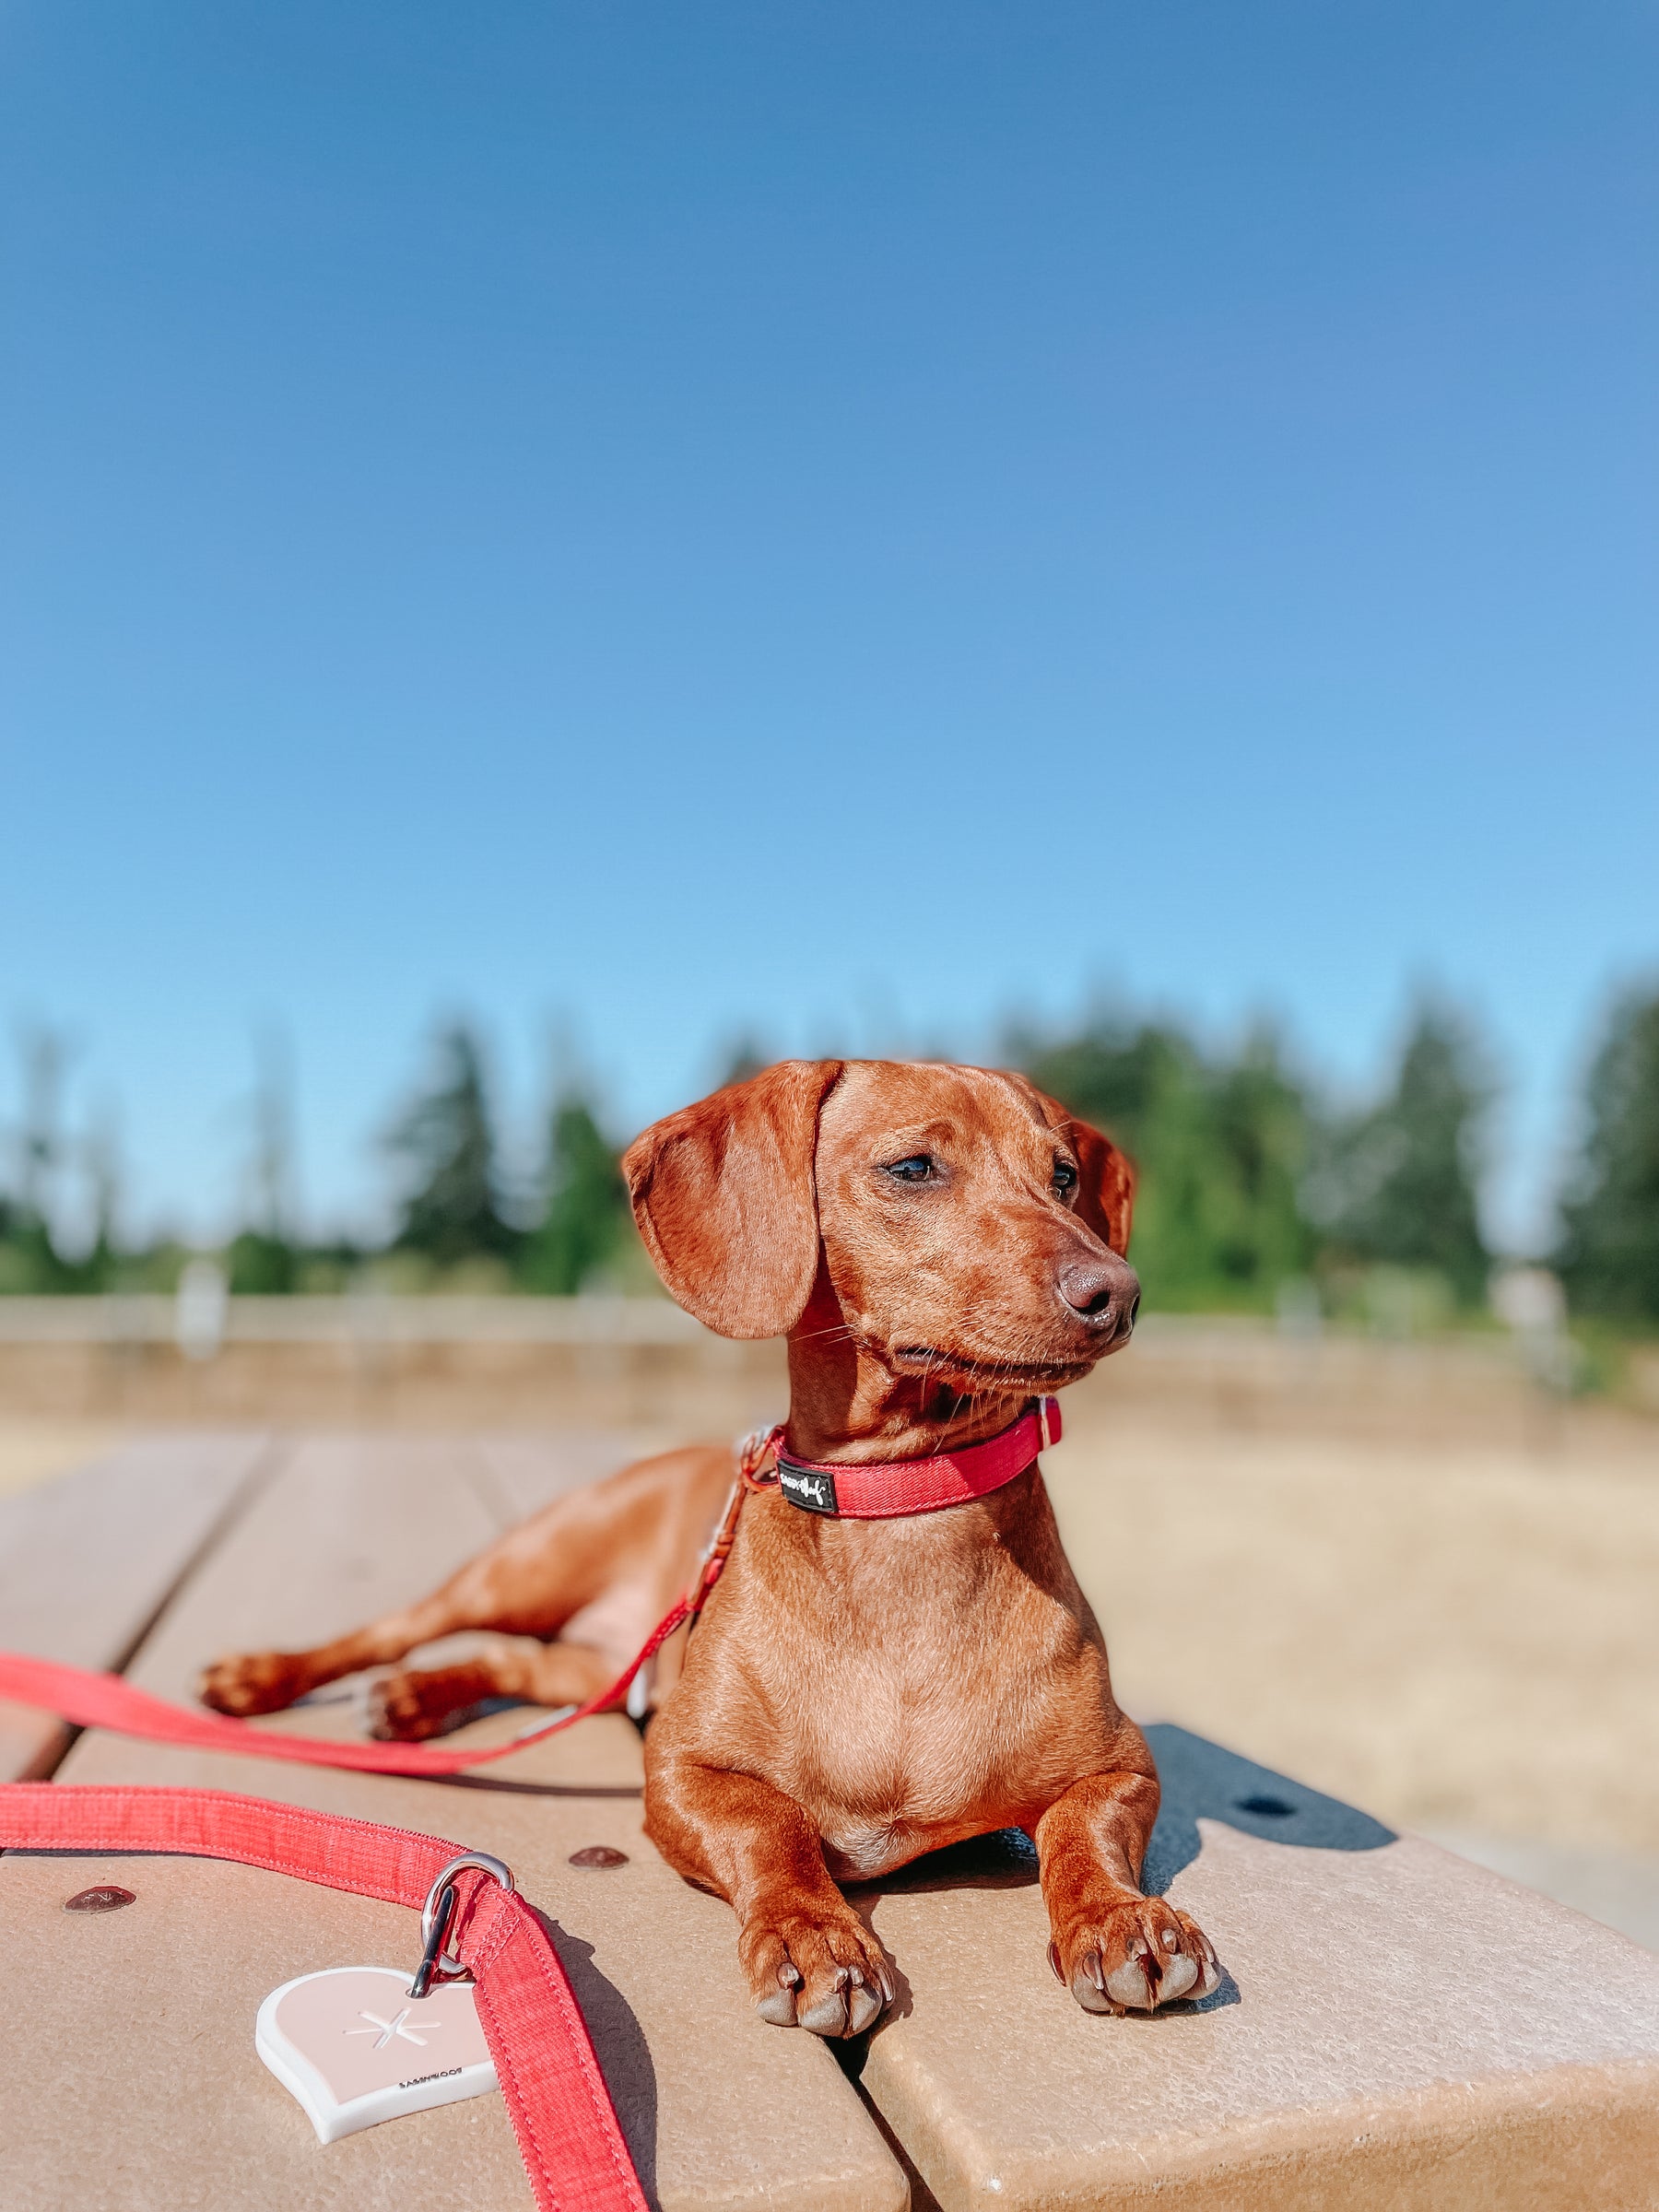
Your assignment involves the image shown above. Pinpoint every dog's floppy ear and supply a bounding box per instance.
[1023,1083,1137,1256]
[622,1060,846,1338]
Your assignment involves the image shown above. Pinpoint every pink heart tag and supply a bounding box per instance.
[255,1966,498,2143]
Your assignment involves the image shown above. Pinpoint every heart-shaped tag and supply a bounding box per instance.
[255,1966,498,2144]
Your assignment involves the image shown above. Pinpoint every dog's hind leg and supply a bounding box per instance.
[197,1571,530,1720]
[198,1443,732,1719]
[364,1637,619,1742]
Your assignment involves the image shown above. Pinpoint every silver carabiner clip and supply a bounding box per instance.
[408,1851,515,1998]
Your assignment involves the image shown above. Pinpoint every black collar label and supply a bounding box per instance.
[777,1461,839,1515]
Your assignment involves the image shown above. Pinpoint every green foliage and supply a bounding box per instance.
[0,1206,112,1293]
[518,1095,636,1294]
[1020,1020,1314,1311]
[0,1212,59,1293]
[384,1023,519,1268]
[1556,987,1659,1321]
[28,985,1659,1339]
[1307,1001,1492,1306]
[226,1230,298,1294]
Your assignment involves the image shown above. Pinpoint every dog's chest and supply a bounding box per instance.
[751,1526,1103,1872]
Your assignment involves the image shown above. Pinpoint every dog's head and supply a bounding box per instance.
[622,1059,1137,1395]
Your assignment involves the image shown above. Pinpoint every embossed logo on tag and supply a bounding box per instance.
[255,1966,498,2144]
[778,1462,838,1515]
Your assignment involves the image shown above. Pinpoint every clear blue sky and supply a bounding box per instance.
[3,2,1654,1251]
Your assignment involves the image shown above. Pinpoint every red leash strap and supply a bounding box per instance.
[0,1599,691,1776]
[0,1782,648,2212]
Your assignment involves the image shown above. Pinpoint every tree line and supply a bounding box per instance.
[2,989,1657,1327]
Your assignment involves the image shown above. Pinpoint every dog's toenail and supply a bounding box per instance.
[799,1991,849,2036]
[1162,1928,1179,1947]
[567,1846,629,1869]
[778,1963,801,1988]
[1048,1940,1065,1983]
[1105,1956,1154,2006]
[65,1886,135,1913]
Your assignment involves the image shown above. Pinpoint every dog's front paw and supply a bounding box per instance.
[738,1902,895,2037]
[198,1651,308,1716]
[1049,1897,1219,2014]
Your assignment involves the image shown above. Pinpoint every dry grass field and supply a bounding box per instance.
[1048,1404,1659,1858]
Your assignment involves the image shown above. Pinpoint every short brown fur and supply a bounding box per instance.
[202,1061,1218,2031]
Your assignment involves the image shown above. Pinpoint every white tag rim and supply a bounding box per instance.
[255,1965,499,2145]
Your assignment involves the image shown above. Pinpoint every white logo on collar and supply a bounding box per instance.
[781,1467,830,1508]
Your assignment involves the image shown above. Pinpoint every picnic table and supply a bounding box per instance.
[3,1430,1657,2211]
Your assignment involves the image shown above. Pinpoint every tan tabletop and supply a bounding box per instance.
[0,1430,271,1780]
[856,1725,1659,2210]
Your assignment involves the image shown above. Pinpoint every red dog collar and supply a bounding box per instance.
[773,1396,1061,1520]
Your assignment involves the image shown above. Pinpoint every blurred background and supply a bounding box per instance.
[2,6,1655,1935]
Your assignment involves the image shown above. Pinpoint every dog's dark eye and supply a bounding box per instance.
[884,1155,936,1183]
[1052,1159,1078,1197]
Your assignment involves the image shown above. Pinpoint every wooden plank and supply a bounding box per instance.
[3,1432,905,2212]
[471,1426,679,1524]
[0,1430,271,1780]
[853,1725,1659,2212]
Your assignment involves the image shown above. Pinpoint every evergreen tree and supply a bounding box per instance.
[1021,1019,1313,1310]
[1556,988,1659,1321]
[721,1039,770,1088]
[0,1025,75,1291]
[226,1229,298,1293]
[1312,1000,1491,1304]
[385,1023,517,1267]
[519,1093,632,1293]
[73,1105,124,1292]
[229,1030,298,1291]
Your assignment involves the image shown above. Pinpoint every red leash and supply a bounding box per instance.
[0,1782,647,2212]
[0,1601,692,1777]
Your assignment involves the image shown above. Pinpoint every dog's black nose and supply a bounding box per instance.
[1058,1253,1140,1330]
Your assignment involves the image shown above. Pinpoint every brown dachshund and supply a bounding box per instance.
[202,1061,1220,2033]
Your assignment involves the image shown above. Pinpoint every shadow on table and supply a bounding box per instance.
[1141,1723,1394,1893]
[530,1904,658,2201]
[846,1729,1396,2041]
[867,1725,1394,1900]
